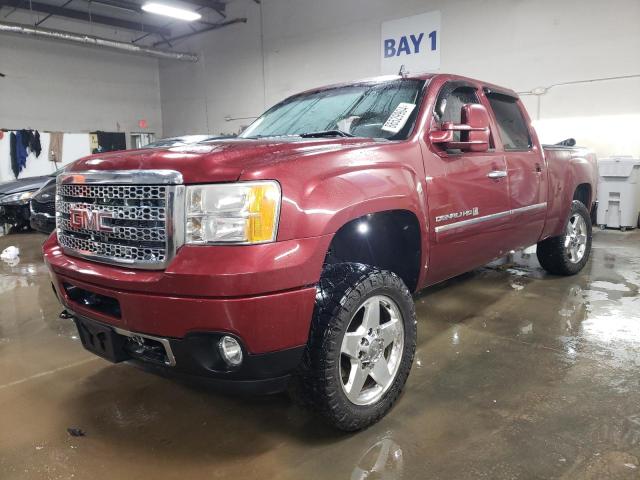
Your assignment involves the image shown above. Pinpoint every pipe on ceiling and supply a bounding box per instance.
[0,21,199,62]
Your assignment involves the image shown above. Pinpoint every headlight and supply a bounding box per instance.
[0,190,36,205]
[185,181,281,244]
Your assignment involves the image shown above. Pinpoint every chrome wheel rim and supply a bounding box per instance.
[565,213,588,263]
[340,295,405,406]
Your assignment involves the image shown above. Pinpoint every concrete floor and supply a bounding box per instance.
[0,230,639,479]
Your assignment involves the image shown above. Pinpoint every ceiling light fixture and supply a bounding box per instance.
[141,2,202,21]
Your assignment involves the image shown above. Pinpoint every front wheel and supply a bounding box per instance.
[293,263,417,431]
[537,200,592,275]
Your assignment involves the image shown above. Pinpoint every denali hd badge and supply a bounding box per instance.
[435,207,479,223]
[69,207,114,233]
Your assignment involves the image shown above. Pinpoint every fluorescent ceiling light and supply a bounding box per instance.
[141,2,202,21]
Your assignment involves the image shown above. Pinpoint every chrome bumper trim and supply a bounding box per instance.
[113,326,177,367]
[67,308,176,367]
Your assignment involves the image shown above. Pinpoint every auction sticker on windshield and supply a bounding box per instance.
[382,103,416,134]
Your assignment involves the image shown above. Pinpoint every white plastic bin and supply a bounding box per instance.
[596,156,640,230]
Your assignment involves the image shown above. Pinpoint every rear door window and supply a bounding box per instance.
[486,93,532,151]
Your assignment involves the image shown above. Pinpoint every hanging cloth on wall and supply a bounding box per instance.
[31,130,42,157]
[15,131,29,176]
[10,132,19,179]
[49,132,64,163]
[18,129,42,158]
[19,130,30,149]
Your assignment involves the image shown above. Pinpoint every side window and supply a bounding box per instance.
[434,85,480,144]
[435,86,480,124]
[486,93,532,150]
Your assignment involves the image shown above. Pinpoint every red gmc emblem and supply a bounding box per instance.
[69,207,114,233]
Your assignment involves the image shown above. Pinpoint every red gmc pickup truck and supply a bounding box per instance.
[44,73,597,431]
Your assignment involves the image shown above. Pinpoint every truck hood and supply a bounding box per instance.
[0,175,51,195]
[68,137,384,184]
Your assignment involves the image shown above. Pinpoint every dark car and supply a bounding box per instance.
[30,177,57,234]
[0,175,52,231]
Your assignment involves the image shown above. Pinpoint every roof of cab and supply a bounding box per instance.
[292,72,519,99]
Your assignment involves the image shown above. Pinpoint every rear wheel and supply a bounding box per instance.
[537,200,592,275]
[293,263,416,431]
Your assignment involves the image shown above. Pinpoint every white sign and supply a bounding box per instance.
[380,11,441,75]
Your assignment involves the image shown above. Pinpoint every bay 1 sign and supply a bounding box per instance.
[381,11,441,75]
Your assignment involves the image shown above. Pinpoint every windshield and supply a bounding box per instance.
[240,79,425,140]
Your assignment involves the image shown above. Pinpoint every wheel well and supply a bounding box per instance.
[324,210,422,292]
[573,184,592,208]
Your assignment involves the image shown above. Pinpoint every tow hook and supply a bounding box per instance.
[59,309,74,319]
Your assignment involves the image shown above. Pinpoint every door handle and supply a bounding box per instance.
[487,170,508,179]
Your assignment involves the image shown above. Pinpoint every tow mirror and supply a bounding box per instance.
[429,103,491,152]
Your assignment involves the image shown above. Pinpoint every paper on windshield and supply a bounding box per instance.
[381,103,416,134]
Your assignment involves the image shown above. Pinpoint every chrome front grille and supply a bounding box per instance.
[56,170,184,269]
[58,218,167,242]
[58,184,167,201]
[57,234,168,264]
[57,201,167,221]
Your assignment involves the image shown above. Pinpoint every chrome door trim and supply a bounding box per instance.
[434,202,547,233]
[511,202,547,214]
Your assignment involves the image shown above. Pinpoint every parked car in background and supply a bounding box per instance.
[30,177,57,234]
[45,73,597,431]
[0,175,52,231]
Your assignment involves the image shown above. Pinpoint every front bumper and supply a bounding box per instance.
[44,233,332,384]
[0,203,30,228]
[30,212,56,234]
[73,313,304,394]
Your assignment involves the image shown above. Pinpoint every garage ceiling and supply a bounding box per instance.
[0,0,245,51]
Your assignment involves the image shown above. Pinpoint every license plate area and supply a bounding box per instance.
[75,317,130,363]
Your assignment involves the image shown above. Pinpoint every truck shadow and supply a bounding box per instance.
[62,362,346,460]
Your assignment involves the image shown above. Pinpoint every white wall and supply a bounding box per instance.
[159,0,640,158]
[0,133,91,182]
[0,32,162,154]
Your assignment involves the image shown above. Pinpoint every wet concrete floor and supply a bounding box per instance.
[0,230,639,479]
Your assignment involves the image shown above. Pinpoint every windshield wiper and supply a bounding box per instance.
[300,130,354,138]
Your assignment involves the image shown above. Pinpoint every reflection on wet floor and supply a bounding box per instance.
[1,230,639,479]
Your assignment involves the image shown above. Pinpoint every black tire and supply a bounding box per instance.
[537,200,592,275]
[292,263,417,431]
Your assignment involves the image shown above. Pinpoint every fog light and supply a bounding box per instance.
[219,336,243,367]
